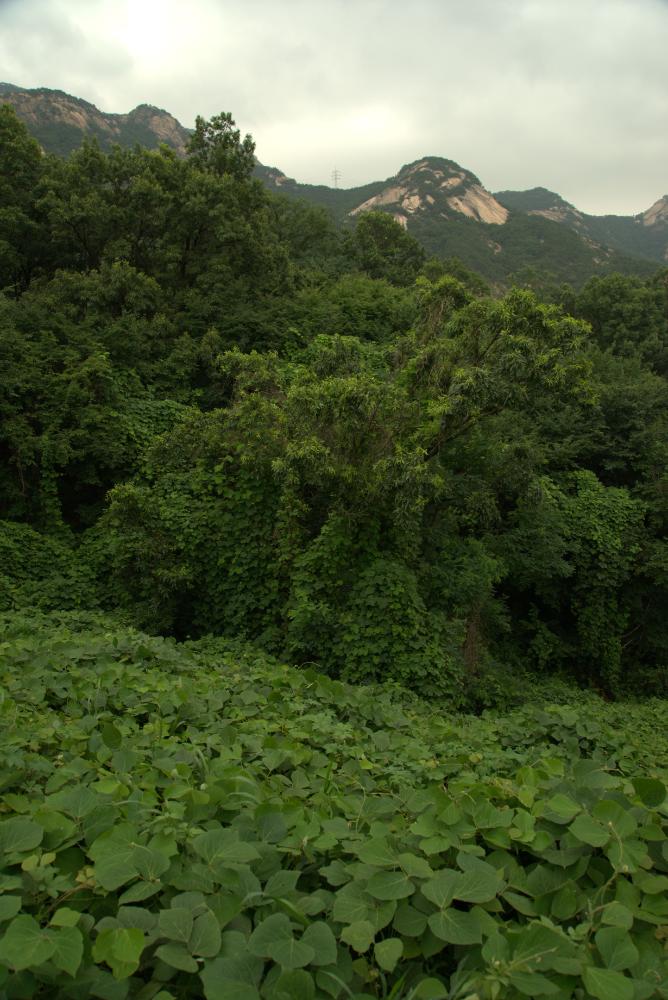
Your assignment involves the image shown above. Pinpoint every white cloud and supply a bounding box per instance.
[1,0,666,213]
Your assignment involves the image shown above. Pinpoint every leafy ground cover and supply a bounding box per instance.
[0,613,667,999]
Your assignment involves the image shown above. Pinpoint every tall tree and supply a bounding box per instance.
[0,105,44,293]
[186,111,256,180]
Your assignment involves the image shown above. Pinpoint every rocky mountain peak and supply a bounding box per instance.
[0,83,191,156]
[350,156,509,227]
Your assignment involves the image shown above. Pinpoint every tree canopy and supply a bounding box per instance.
[0,104,666,701]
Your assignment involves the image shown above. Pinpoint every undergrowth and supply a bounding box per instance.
[0,613,666,998]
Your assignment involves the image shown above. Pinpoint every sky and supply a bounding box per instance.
[1,0,666,215]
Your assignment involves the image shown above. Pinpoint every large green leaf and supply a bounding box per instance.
[428,907,482,945]
[511,923,575,970]
[582,966,634,1000]
[544,794,580,823]
[190,910,222,958]
[192,828,260,866]
[509,970,560,996]
[0,896,21,922]
[393,901,427,936]
[200,932,263,999]
[271,969,315,1000]
[594,927,639,971]
[300,922,337,966]
[158,907,193,943]
[340,920,375,953]
[92,927,145,979]
[454,855,503,903]
[355,838,396,867]
[569,813,610,847]
[248,913,314,968]
[49,907,82,928]
[593,800,637,839]
[421,870,458,909]
[201,963,261,1000]
[88,824,141,891]
[132,844,170,880]
[632,778,666,808]
[607,837,648,873]
[0,914,56,970]
[410,980,448,999]
[248,913,293,958]
[397,853,433,878]
[263,870,301,898]
[101,722,123,749]
[0,818,43,855]
[49,926,84,977]
[374,937,403,972]
[333,883,372,924]
[267,936,315,970]
[156,942,199,972]
[366,870,414,900]
[601,902,634,929]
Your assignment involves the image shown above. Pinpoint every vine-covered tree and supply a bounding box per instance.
[0,105,666,701]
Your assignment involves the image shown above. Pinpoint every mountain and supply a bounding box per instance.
[495,187,668,267]
[255,156,509,225]
[2,83,665,287]
[261,158,661,286]
[0,82,191,156]
[493,187,585,227]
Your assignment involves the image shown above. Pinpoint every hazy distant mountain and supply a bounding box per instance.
[493,187,585,226]
[3,82,665,286]
[495,186,668,268]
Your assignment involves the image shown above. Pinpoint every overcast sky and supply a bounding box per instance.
[1,0,666,214]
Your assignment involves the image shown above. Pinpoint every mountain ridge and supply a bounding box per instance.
[0,82,191,157]
[258,156,665,284]
[2,82,666,286]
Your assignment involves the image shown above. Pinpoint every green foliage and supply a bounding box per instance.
[289,274,417,344]
[421,256,490,297]
[576,273,668,374]
[500,472,646,691]
[2,96,667,999]
[186,111,256,180]
[0,288,193,527]
[566,473,645,687]
[90,276,668,697]
[0,617,666,997]
[96,287,596,694]
[0,106,44,294]
[0,521,97,612]
[347,212,426,287]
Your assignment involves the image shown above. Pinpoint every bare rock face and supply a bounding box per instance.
[642,196,668,227]
[446,185,508,225]
[0,83,191,156]
[126,104,190,155]
[349,157,509,226]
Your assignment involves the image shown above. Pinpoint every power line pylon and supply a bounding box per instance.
[331,168,342,189]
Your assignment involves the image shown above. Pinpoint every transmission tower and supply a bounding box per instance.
[331,167,342,189]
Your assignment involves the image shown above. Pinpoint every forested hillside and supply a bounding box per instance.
[1,105,667,998]
[0,83,191,157]
[3,83,666,287]
[257,159,662,289]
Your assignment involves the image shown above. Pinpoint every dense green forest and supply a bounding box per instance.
[1,105,667,998]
